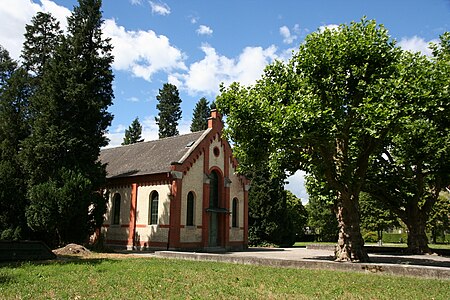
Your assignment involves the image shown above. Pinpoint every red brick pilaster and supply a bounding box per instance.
[168,166,183,250]
[202,147,210,248]
[127,183,138,249]
[223,151,230,248]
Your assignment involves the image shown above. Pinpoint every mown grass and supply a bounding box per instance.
[0,256,448,299]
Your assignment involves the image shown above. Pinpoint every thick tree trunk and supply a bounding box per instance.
[402,196,433,254]
[334,192,369,262]
[405,212,431,254]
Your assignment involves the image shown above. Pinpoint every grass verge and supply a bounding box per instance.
[0,255,448,299]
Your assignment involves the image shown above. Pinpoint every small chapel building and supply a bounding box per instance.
[99,110,249,251]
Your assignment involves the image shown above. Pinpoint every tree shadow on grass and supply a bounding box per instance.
[0,274,16,285]
[305,254,450,268]
[0,255,122,268]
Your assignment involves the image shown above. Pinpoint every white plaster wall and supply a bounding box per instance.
[135,184,171,243]
[209,134,225,171]
[180,153,204,243]
[103,186,132,241]
[228,161,245,242]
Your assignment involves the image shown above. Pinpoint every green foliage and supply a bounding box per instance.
[20,0,113,246]
[247,165,295,247]
[286,190,308,241]
[382,233,408,244]
[359,192,399,241]
[218,18,404,261]
[305,175,338,242]
[122,117,143,145]
[362,231,378,243]
[363,37,450,253]
[155,83,182,138]
[21,12,62,77]
[0,47,30,240]
[190,97,211,132]
[427,192,450,244]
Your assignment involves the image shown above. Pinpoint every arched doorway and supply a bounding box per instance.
[208,170,220,247]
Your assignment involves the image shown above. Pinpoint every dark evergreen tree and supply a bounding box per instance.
[190,97,210,132]
[21,12,62,78]
[0,46,16,85]
[359,192,399,243]
[122,117,143,145]
[0,47,31,240]
[286,190,308,241]
[155,83,181,138]
[22,0,114,247]
[247,165,295,247]
[305,174,339,242]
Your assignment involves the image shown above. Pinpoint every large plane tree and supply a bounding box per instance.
[217,19,407,262]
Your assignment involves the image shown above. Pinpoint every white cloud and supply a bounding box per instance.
[141,116,190,143]
[103,19,187,81]
[126,96,140,102]
[130,0,142,5]
[172,44,278,96]
[284,170,309,203]
[115,124,127,133]
[279,25,297,44]
[318,24,339,33]
[196,25,213,36]
[149,1,171,16]
[190,17,198,24]
[0,0,70,60]
[398,36,438,56]
[105,115,190,148]
[40,0,70,30]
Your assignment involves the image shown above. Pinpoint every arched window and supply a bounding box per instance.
[149,191,159,225]
[209,171,219,208]
[232,198,239,228]
[186,192,195,226]
[112,193,121,225]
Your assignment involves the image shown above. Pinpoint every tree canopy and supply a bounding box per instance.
[218,18,411,262]
[122,117,143,145]
[190,97,211,132]
[0,47,30,240]
[362,36,450,254]
[155,83,182,138]
[20,0,114,246]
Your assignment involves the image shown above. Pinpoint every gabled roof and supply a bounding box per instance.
[99,129,211,179]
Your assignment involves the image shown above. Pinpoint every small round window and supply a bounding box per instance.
[213,147,220,157]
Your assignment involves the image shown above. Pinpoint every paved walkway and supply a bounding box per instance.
[147,247,450,280]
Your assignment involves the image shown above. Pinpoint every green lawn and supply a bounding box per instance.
[0,256,448,299]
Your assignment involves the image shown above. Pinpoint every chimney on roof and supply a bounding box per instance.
[208,109,223,130]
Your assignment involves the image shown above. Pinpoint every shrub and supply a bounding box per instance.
[382,233,408,243]
[363,231,378,243]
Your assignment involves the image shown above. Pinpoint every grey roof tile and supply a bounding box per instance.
[100,129,210,178]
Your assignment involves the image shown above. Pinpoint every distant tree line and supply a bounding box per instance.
[122,85,215,145]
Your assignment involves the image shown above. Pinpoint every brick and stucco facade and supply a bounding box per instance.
[99,110,249,251]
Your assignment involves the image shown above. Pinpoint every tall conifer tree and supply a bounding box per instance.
[0,47,30,240]
[22,0,114,246]
[122,117,143,145]
[21,12,62,78]
[190,97,210,132]
[155,83,182,138]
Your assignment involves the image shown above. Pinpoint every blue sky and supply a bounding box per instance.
[1,0,449,200]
